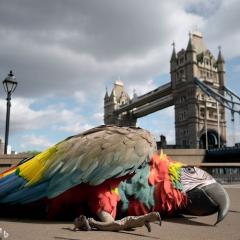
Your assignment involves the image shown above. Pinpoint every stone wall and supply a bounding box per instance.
[0,150,206,173]
[1,149,239,172]
[163,149,206,164]
[0,154,30,172]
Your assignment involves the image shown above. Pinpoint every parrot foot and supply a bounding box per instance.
[144,212,161,231]
[79,211,162,232]
[73,215,92,231]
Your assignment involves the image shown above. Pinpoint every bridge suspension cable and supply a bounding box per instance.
[194,78,240,117]
[194,77,240,145]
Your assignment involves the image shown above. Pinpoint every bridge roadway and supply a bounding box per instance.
[114,82,173,117]
[132,94,174,118]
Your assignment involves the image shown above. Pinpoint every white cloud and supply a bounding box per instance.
[0,1,239,98]
[58,123,94,134]
[200,0,240,59]
[138,106,175,144]
[127,79,158,97]
[20,134,53,150]
[0,1,239,151]
[74,91,86,104]
[0,97,96,134]
[0,0,206,99]
[93,112,104,122]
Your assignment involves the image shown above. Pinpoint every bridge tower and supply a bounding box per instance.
[104,80,137,126]
[171,31,227,148]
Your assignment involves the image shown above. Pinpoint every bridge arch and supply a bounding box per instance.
[199,129,223,149]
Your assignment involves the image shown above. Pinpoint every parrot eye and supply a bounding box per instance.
[186,167,196,174]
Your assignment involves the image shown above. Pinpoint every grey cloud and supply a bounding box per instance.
[0,0,170,60]
[202,0,240,59]
[1,0,239,151]
[0,0,178,98]
[1,0,237,101]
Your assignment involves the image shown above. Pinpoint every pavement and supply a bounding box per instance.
[0,186,239,240]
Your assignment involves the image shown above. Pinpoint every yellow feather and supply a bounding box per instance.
[111,187,119,196]
[18,146,58,186]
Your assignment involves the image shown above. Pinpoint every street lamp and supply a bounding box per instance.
[2,70,17,154]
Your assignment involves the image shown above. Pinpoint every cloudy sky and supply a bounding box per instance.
[0,0,239,152]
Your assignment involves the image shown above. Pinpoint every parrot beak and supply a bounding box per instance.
[183,182,230,225]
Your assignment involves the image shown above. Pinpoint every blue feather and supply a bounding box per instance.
[0,173,26,198]
[0,181,48,204]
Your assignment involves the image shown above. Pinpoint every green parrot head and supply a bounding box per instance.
[180,166,230,225]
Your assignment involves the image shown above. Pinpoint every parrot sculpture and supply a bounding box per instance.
[0,125,229,227]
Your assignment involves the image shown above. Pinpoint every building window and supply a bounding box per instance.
[179,57,184,64]
[184,111,186,119]
[180,96,186,103]
[183,129,188,136]
[200,108,205,118]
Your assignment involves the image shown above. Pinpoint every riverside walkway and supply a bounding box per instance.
[0,185,239,240]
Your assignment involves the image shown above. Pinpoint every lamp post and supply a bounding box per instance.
[2,70,17,154]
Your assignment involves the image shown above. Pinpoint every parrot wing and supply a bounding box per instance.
[0,125,156,204]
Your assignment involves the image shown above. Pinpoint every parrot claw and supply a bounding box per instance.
[144,212,161,231]
[74,215,92,231]
[148,212,161,226]
[144,221,151,232]
[157,212,162,226]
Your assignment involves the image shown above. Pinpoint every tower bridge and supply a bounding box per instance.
[114,82,173,117]
[104,31,240,149]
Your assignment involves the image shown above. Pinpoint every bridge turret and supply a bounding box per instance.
[104,86,117,125]
[217,46,225,88]
[170,42,178,89]
[104,81,136,126]
[170,42,177,65]
[186,32,197,81]
[109,88,117,103]
[171,31,227,148]
[104,87,109,101]
[217,46,225,64]
[186,33,195,51]
[186,33,197,61]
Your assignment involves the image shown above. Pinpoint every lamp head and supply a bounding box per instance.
[3,70,17,95]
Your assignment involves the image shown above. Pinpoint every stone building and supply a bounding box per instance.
[171,31,226,148]
[0,139,4,155]
[104,81,136,126]
[104,31,227,149]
